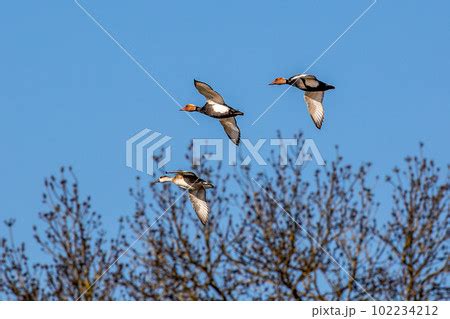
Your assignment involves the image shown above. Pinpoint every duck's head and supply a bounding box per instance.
[180,104,198,112]
[269,77,287,85]
[153,175,173,184]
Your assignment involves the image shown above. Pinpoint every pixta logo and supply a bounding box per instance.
[126,129,325,175]
[126,129,172,176]
[192,138,325,167]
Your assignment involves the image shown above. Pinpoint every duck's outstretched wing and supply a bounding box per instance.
[194,80,225,105]
[188,188,209,225]
[304,91,325,129]
[219,117,241,145]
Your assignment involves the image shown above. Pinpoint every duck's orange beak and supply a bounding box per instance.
[270,77,287,85]
[180,104,197,112]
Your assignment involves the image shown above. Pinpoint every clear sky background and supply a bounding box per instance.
[0,0,449,259]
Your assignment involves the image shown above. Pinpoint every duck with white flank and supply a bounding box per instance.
[155,170,214,225]
[270,74,335,129]
[181,80,244,145]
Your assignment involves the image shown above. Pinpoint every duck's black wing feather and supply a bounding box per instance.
[219,117,241,145]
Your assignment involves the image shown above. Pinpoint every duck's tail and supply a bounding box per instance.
[325,84,335,90]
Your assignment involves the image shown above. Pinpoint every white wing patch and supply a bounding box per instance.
[210,102,231,114]
[304,91,325,129]
[188,188,209,225]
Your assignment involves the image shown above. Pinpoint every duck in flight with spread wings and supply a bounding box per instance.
[155,170,214,225]
[180,80,244,145]
[270,74,335,129]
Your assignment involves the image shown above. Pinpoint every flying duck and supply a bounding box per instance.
[270,74,335,129]
[181,80,244,145]
[155,170,214,225]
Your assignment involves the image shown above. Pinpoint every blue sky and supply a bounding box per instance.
[0,0,449,258]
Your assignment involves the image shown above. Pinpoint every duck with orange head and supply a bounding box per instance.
[181,79,244,145]
[270,73,335,129]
